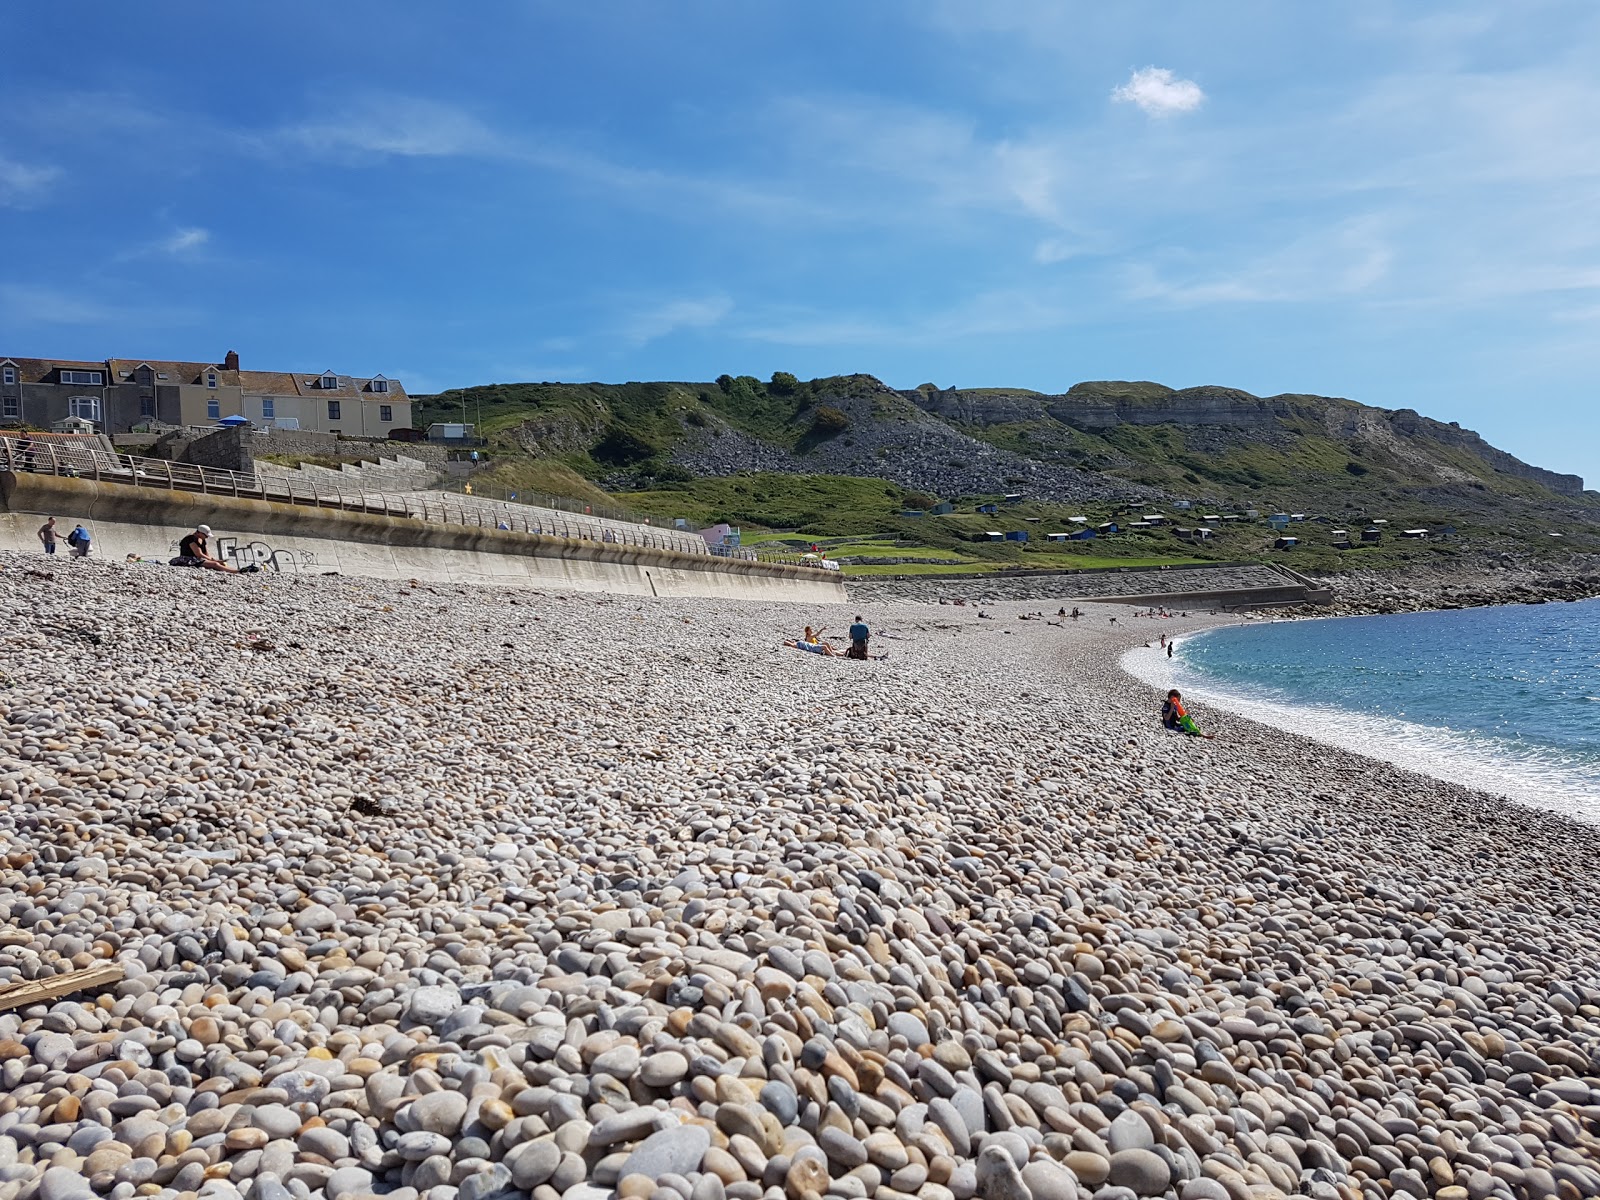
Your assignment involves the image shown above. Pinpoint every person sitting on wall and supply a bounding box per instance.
[172,524,241,574]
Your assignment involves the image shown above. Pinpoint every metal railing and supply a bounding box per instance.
[0,436,710,557]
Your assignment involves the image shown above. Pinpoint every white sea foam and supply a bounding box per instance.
[1121,642,1600,820]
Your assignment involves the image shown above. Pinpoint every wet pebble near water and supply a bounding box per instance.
[0,557,1598,1200]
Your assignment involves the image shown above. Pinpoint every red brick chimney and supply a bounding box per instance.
[224,350,239,371]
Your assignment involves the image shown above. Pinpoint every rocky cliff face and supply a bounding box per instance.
[675,383,1141,502]
[909,381,1584,496]
[1387,409,1585,496]
[1050,385,1296,431]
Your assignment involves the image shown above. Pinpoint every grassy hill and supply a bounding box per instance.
[413,372,1600,574]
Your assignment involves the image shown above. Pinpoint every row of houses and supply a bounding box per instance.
[0,351,412,437]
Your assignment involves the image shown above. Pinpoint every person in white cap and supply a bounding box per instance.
[174,523,239,573]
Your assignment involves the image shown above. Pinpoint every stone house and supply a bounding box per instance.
[0,350,411,437]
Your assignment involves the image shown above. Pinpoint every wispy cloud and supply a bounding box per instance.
[0,153,60,207]
[162,227,210,255]
[0,283,199,329]
[273,93,831,225]
[281,96,505,160]
[113,226,211,264]
[742,287,1088,348]
[623,296,732,346]
[1111,67,1205,117]
[1124,218,1394,306]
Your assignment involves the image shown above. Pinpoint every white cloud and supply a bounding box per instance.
[1124,218,1394,307]
[1033,237,1079,265]
[161,227,209,255]
[0,154,60,207]
[1112,67,1205,117]
[623,296,733,345]
[113,226,211,264]
[282,96,504,160]
[0,284,193,328]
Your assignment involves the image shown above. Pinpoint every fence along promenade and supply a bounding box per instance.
[0,435,709,556]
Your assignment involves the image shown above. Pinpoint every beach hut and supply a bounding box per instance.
[1002,493,1025,504]
[1401,528,1430,539]
[1267,514,1291,531]
[1069,528,1097,541]
[1069,515,1089,524]
[1098,522,1120,534]
[982,530,1004,541]
[1141,514,1166,526]
[976,503,999,514]
[1004,530,1029,542]
[1046,532,1070,542]
[1371,518,1388,526]
[929,500,954,515]
[1274,536,1298,549]
[1362,527,1382,542]
[1173,499,1194,510]
[1244,508,1260,519]
[900,509,925,518]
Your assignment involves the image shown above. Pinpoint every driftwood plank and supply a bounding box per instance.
[0,963,125,1012]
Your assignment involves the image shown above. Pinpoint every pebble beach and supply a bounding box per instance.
[2,559,1598,1200]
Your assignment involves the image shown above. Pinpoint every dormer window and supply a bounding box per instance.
[61,370,103,385]
[1,367,14,386]
[207,372,218,389]
[371,379,389,394]
[321,374,339,390]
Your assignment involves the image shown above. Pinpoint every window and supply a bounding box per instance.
[139,396,155,418]
[327,400,341,420]
[261,398,275,420]
[1,367,14,385]
[321,374,338,389]
[2,397,17,418]
[70,396,101,421]
[371,379,389,394]
[379,404,393,422]
[207,399,221,420]
[61,370,103,385]
[207,372,217,389]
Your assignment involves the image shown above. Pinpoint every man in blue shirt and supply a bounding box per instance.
[848,615,870,660]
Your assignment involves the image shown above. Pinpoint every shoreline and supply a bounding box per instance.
[3,560,1600,1200]
[1118,635,1599,822]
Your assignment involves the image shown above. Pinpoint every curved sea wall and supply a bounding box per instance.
[0,471,844,601]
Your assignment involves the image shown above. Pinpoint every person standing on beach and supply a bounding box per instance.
[37,517,58,555]
[848,614,870,660]
[1167,640,1174,658]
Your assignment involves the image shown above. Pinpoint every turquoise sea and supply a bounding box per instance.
[1133,599,1600,816]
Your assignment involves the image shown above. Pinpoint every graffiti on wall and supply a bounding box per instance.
[218,537,319,573]
[168,536,319,573]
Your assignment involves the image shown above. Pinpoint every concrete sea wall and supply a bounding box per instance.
[0,472,844,602]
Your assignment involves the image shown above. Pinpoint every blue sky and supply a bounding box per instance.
[2,2,1598,487]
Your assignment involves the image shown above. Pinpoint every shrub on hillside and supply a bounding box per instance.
[811,405,850,436]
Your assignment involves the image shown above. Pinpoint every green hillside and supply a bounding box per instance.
[413,372,1600,573]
